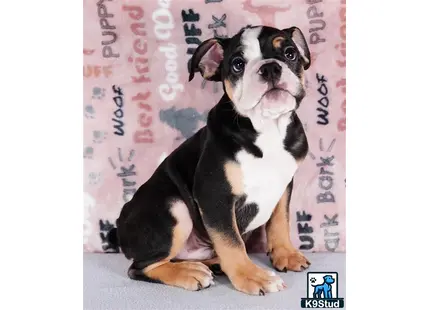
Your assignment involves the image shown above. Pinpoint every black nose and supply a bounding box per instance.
[258,62,282,84]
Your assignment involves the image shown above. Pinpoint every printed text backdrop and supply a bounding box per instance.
[83,0,346,253]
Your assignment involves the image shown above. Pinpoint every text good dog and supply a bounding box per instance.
[108,25,312,296]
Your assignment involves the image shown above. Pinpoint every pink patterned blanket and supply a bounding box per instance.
[83,0,346,253]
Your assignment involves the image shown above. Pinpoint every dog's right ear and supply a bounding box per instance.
[188,37,229,82]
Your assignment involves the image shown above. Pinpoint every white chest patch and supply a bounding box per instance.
[236,116,298,233]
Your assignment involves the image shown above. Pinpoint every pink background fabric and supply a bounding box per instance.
[83,0,346,253]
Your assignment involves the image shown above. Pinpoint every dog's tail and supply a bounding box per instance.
[106,227,119,248]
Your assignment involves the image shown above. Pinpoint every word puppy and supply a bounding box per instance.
[108,25,312,295]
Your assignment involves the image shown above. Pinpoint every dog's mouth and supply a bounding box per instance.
[258,81,294,102]
[242,84,296,116]
[261,87,290,101]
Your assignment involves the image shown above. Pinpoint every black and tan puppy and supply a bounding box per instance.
[108,25,311,295]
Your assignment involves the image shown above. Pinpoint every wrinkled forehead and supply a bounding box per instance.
[228,26,290,62]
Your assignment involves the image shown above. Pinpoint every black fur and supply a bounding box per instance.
[283,112,308,160]
[236,202,259,234]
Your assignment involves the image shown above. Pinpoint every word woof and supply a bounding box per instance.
[316,73,330,126]
[112,85,125,136]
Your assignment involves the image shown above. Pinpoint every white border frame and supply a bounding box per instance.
[1,0,430,309]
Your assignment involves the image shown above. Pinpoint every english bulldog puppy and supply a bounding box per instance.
[108,25,311,295]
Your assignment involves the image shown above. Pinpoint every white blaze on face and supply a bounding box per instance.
[242,27,263,63]
[231,26,264,114]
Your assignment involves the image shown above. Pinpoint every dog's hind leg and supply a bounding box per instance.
[119,185,214,291]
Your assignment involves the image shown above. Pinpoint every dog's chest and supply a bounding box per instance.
[236,123,298,233]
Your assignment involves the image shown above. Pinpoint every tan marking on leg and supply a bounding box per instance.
[266,188,310,272]
[208,206,248,276]
[144,202,191,273]
[145,261,214,291]
[266,190,291,251]
[170,201,193,256]
[140,202,214,291]
[272,36,285,49]
[224,79,234,102]
[207,208,286,295]
[224,161,244,195]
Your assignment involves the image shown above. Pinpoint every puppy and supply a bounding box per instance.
[108,25,311,295]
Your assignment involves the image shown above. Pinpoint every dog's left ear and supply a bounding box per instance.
[283,27,311,70]
[188,37,229,82]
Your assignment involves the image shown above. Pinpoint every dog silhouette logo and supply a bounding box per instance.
[301,272,344,308]
[311,275,335,299]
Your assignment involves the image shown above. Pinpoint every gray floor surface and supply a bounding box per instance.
[84,253,345,310]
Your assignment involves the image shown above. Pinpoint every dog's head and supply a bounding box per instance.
[323,275,335,284]
[189,25,310,127]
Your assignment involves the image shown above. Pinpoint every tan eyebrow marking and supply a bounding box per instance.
[272,36,285,49]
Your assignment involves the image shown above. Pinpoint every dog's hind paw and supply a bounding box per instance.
[146,261,215,291]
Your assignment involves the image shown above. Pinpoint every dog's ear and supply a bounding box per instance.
[188,37,229,82]
[283,27,311,70]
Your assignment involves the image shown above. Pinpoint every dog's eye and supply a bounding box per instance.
[284,47,297,61]
[231,57,245,73]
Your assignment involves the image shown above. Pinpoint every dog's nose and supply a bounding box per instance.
[258,62,282,84]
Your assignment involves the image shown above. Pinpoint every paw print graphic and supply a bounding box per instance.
[93,130,107,143]
[84,105,95,119]
[88,172,102,185]
[310,277,317,283]
[92,87,106,99]
[83,146,94,159]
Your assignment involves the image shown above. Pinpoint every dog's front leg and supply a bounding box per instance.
[266,179,311,272]
[194,161,286,295]
[198,196,286,295]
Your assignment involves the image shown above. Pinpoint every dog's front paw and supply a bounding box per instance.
[268,247,310,272]
[227,261,287,295]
